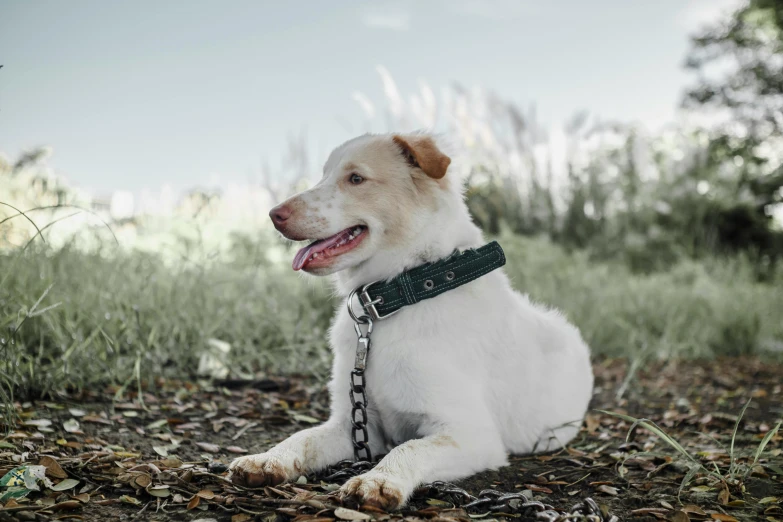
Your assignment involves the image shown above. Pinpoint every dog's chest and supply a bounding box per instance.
[331,310,427,447]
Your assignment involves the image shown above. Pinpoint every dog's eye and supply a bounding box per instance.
[348,173,364,185]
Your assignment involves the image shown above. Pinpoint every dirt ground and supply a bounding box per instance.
[1,358,781,522]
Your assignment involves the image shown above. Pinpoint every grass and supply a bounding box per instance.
[0,232,334,404]
[601,403,782,499]
[1,229,782,405]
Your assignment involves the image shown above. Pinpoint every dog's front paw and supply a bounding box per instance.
[339,472,407,510]
[228,452,300,487]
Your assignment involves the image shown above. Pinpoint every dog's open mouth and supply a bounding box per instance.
[292,225,367,271]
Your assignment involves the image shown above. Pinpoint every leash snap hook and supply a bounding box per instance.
[353,319,372,371]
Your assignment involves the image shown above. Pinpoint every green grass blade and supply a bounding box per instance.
[28,302,62,318]
[748,421,782,476]
[0,204,119,246]
[598,410,700,466]
[28,283,54,317]
[22,211,82,251]
[729,398,751,479]
[678,464,701,502]
[0,202,47,245]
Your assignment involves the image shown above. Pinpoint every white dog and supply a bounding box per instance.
[229,133,593,509]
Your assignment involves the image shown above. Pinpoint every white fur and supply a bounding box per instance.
[229,133,593,508]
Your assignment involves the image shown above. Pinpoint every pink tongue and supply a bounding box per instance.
[292,230,349,271]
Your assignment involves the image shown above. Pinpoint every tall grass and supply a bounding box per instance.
[0,234,334,402]
[500,233,783,360]
[1,230,781,402]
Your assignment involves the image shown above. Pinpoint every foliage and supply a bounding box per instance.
[680,0,783,271]
[1,230,781,400]
[353,54,783,276]
[684,0,783,141]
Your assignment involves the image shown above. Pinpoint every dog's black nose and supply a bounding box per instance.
[269,204,292,229]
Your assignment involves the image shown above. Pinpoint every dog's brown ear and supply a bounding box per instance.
[393,135,451,179]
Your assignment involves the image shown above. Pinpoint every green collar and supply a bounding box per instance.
[352,241,506,320]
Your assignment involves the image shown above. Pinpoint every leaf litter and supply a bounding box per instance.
[0,358,780,521]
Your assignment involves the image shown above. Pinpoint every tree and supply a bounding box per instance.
[683,0,783,271]
[685,0,783,141]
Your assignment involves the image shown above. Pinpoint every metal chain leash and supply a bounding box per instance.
[418,482,618,521]
[348,298,374,462]
[319,462,616,522]
[341,291,617,522]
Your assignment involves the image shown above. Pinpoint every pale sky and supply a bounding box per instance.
[0,0,742,197]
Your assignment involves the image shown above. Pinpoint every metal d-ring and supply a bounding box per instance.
[347,287,366,324]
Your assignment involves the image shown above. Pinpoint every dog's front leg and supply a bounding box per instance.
[229,420,352,487]
[340,428,507,510]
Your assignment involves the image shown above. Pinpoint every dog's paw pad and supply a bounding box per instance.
[228,453,289,487]
[339,473,406,510]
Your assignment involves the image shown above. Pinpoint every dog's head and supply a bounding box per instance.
[270,133,475,279]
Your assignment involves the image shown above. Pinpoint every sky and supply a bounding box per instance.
[0,0,742,197]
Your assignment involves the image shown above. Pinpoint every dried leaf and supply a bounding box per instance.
[72,493,90,503]
[195,442,220,453]
[710,515,738,522]
[525,484,553,494]
[153,445,169,457]
[668,511,690,522]
[50,500,82,511]
[717,487,729,505]
[130,473,152,489]
[158,456,183,468]
[147,485,171,498]
[63,419,81,434]
[426,498,453,507]
[597,484,619,496]
[39,456,68,479]
[631,508,669,516]
[51,478,80,491]
[187,495,201,510]
[681,505,707,516]
[113,451,141,459]
[334,507,372,520]
[291,413,320,424]
[82,414,112,425]
[146,418,169,430]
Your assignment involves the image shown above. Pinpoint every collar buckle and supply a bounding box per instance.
[358,281,400,321]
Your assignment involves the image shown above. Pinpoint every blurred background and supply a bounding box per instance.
[1,0,782,398]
